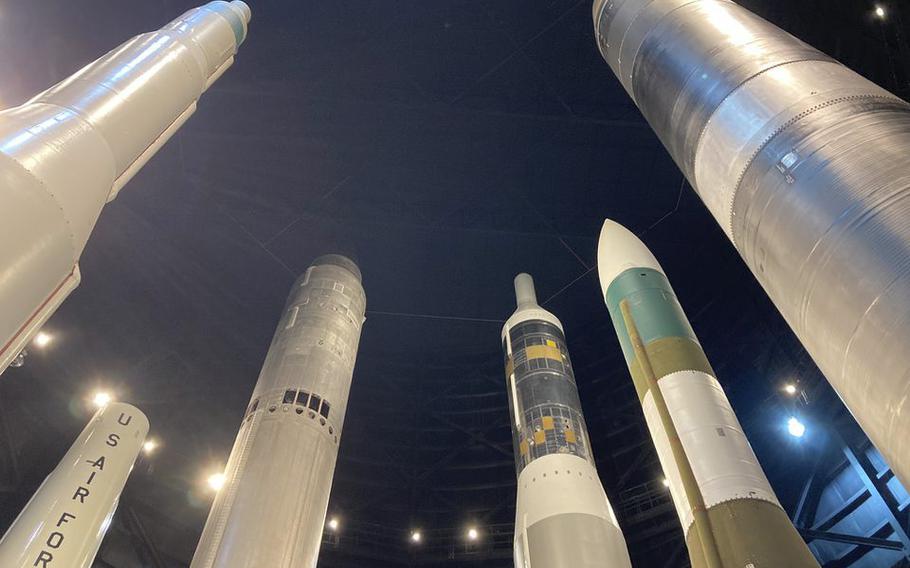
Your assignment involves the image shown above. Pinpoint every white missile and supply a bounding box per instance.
[597,220,819,567]
[0,1,252,374]
[191,255,367,568]
[503,274,632,568]
[0,402,149,568]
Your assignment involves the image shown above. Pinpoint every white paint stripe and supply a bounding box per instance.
[643,370,782,533]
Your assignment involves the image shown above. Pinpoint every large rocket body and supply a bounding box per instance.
[503,274,631,568]
[0,1,251,374]
[592,0,910,484]
[597,220,817,568]
[191,255,366,568]
[0,403,149,568]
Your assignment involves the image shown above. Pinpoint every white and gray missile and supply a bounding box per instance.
[0,1,252,374]
[503,274,631,568]
[597,220,818,568]
[191,255,367,568]
[593,0,910,484]
[0,402,149,568]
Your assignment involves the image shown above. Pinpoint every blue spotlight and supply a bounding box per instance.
[787,417,806,438]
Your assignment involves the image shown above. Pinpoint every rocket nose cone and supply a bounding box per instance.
[596,219,664,296]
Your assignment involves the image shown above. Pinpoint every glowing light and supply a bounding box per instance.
[783,384,798,395]
[410,530,422,543]
[33,332,52,348]
[207,472,226,491]
[661,477,670,488]
[142,440,158,455]
[787,417,806,438]
[93,391,112,408]
[875,5,886,19]
[328,517,340,531]
[467,527,479,541]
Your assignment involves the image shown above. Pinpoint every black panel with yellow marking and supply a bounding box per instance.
[504,319,594,475]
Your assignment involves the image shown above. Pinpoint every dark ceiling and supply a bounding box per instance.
[0,1,907,567]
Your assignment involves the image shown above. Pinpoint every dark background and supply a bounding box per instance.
[0,1,908,566]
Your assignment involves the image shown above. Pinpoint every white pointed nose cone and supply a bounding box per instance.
[596,219,664,296]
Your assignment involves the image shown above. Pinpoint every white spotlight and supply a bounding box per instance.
[875,5,886,19]
[33,331,52,348]
[787,417,806,438]
[410,530,422,543]
[328,517,340,531]
[467,527,479,541]
[142,440,158,455]
[661,477,670,488]
[92,391,112,408]
[783,383,798,395]
[207,472,226,491]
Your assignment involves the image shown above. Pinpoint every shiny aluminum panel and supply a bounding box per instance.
[594,0,910,483]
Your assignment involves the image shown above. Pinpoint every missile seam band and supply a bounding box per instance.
[0,152,80,257]
[204,2,248,46]
[241,387,340,444]
[726,93,902,238]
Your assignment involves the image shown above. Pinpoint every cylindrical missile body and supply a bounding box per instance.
[593,0,910,485]
[503,274,631,568]
[191,255,366,568]
[597,220,818,568]
[0,1,251,374]
[0,403,149,568]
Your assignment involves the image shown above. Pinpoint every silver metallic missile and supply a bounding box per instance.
[503,274,631,568]
[191,255,366,568]
[0,1,252,375]
[593,0,910,485]
[0,402,149,568]
[597,220,818,568]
